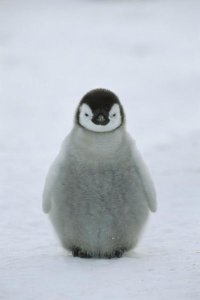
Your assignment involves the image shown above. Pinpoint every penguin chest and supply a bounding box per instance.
[51,158,149,250]
[61,159,145,223]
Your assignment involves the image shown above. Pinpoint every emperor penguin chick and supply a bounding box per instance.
[43,89,157,258]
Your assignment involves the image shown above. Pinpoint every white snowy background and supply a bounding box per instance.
[0,0,200,299]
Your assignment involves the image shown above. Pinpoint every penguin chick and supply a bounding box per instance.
[43,88,157,258]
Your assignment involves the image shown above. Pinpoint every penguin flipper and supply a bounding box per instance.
[132,145,157,213]
[42,193,51,213]
[42,171,53,213]
[42,158,60,213]
[42,137,69,214]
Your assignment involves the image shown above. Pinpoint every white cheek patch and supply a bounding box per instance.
[109,104,121,120]
[80,104,93,118]
[79,103,122,133]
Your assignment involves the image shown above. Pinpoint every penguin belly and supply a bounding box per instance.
[49,159,149,256]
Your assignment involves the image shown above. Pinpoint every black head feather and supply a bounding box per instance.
[76,88,125,126]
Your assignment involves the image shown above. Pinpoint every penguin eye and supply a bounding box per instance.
[112,113,116,117]
[85,113,89,117]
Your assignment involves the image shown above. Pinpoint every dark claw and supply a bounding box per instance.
[105,248,125,259]
[114,249,124,258]
[72,247,79,257]
[72,247,92,258]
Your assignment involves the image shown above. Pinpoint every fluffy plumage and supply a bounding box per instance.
[43,89,157,258]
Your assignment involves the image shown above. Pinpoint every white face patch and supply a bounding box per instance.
[79,103,122,133]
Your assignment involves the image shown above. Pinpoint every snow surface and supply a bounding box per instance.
[0,0,200,299]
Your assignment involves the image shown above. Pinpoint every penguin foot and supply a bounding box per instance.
[72,246,125,259]
[72,247,93,258]
[105,248,125,259]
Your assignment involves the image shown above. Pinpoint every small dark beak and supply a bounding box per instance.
[92,113,109,125]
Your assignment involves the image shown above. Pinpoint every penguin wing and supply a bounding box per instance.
[132,143,157,213]
[42,158,60,213]
[42,137,69,213]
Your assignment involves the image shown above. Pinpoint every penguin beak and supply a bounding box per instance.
[92,113,109,125]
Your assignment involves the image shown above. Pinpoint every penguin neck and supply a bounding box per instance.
[70,125,126,158]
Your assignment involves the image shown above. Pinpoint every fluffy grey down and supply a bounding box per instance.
[43,124,157,257]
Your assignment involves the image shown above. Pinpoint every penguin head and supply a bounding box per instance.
[76,89,125,133]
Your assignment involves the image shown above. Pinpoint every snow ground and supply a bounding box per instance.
[0,0,200,299]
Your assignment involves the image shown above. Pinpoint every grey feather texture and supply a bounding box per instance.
[43,91,157,258]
